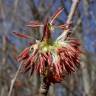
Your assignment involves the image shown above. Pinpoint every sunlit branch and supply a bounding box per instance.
[57,0,80,40]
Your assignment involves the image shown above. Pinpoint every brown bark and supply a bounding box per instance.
[39,75,50,96]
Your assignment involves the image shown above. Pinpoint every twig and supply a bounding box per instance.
[57,0,80,40]
[60,0,68,15]
[73,17,81,32]
[1,87,5,96]
[13,0,19,14]
[28,0,41,20]
[8,64,22,96]
[39,75,50,96]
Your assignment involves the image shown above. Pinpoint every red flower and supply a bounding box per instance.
[14,8,81,83]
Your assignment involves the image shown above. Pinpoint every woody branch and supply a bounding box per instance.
[57,0,80,40]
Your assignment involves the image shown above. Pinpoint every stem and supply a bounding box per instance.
[39,75,50,96]
[57,0,80,40]
[8,64,22,96]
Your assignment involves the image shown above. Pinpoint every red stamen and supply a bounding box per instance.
[13,32,31,39]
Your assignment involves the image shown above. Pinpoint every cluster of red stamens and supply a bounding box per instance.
[14,8,81,83]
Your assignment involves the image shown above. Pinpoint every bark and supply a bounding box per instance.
[39,75,50,96]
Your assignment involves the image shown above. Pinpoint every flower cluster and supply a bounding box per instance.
[14,8,81,83]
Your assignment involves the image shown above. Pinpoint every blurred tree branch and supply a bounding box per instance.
[8,64,22,96]
[28,0,41,20]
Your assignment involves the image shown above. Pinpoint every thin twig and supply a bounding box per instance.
[1,87,5,96]
[57,0,80,40]
[8,64,22,96]
[13,0,19,14]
